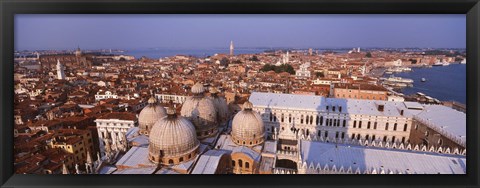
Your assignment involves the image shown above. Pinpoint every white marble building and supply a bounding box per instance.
[250,92,426,145]
[94,112,138,159]
[155,93,187,104]
[95,90,118,101]
[295,62,311,79]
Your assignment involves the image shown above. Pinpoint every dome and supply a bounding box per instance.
[148,108,200,165]
[209,88,229,126]
[181,96,218,139]
[191,82,205,94]
[231,101,265,147]
[138,97,167,135]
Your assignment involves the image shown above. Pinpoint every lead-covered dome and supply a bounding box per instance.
[148,107,200,165]
[231,101,265,147]
[209,87,230,126]
[138,97,167,135]
[191,82,206,94]
[181,82,218,139]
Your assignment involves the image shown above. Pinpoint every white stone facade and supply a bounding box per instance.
[95,118,137,156]
[155,93,187,104]
[95,91,118,101]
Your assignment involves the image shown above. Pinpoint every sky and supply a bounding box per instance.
[15,14,466,50]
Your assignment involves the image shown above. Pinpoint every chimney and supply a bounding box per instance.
[377,104,384,112]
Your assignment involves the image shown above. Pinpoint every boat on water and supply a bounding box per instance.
[421,78,426,82]
[433,60,450,66]
[433,61,443,66]
[461,59,466,64]
[386,75,414,84]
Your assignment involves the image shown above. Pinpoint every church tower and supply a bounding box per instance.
[230,41,234,56]
[56,60,66,80]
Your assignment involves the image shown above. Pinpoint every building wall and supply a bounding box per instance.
[155,94,187,104]
[408,120,465,150]
[231,153,257,174]
[333,88,387,101]
[254,107,412,144]
[95,119,137,155]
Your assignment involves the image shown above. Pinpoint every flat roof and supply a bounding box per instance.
[115,146,155,168]
[300,140,466,174]
[191,150,228,174]
[249,92,421,117]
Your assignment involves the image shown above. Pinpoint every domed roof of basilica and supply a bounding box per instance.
[209,87,229,126]
[191,82,206,94]
[231,101,265,147]
[138,97,167,135]
[148,107,199,162]
[181,82,218,138]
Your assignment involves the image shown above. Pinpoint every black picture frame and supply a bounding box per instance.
[1,0,479,187]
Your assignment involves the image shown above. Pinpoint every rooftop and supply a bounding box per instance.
[97,112,137,121]
[300,140,466,174]
[413,105,466,146]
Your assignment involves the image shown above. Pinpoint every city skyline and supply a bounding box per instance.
[15,14,466,50]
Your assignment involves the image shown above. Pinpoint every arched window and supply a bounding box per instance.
[438,138,443,146]
[392,136,396,143]
[403,124,408,132]
[320,116,324,125]
[365,135,369,140]
[394,123,397,131]
[179,157,184,162]
[289,114,292,123]
[383,136,387,142]
[301,115,304,124]
[168,159,174,164]
[374,122,377,129]
[239,159,243,168]
[358,121,362,128]
[356,134,361,140]
[316,115,319,125]
[318,130,322,137]
[343,120,346,127]
[353,121,357,128]
[385,123,389,130]
[269,112,273,122]
[245,162,250,169]
[281,114,284,122]
[372,135,376,141]
[367,122,371,129]
[232,160,235,167]
[351,133,356,139]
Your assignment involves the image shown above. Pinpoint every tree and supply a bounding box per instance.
[366,52,372,58]
[250,55,259,62]
[260,64,295,75]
